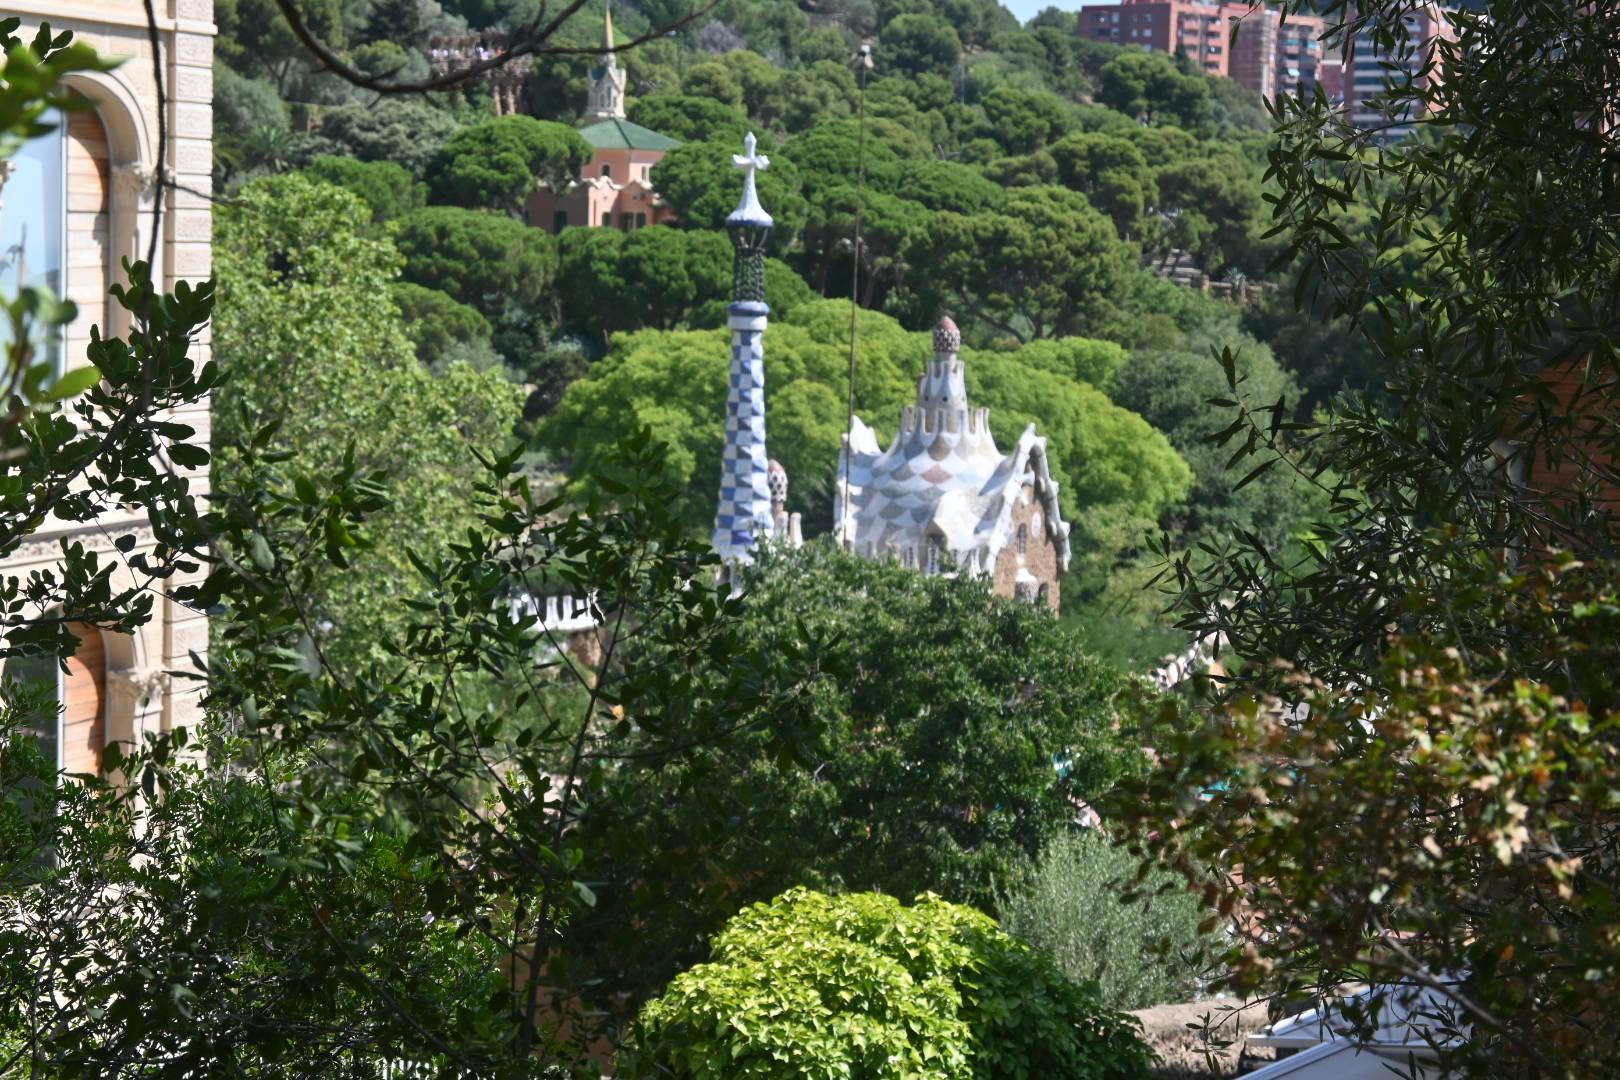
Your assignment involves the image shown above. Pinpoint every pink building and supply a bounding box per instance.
[1077,0,1331,99]
[525,8,680,233]
[1078,0,1232,77]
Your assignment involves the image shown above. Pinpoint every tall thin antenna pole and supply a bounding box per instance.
[842,43,872,549]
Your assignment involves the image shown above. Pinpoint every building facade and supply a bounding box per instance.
[1079,0,1232,76]
[524,8,680,234]
[2,0,214,774]
[1077,0,1330,100]
[1339,4,1456,137]
[834,319,1073,610]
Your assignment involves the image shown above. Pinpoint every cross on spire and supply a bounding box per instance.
[726,131,773,227]
[732,131,768,179]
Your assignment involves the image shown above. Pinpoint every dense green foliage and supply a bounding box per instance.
[999,831,1211,1010]
[24,0,1620,1069]
[4,12,1191,1080]
[620,888,1155,1080]
[909,185,1135,341]
[391,280,495,368]
[392,205,558,321]
[555,225,731,341]
[301,154,425,223]
[209,0,1284,327]
[1112,319,1311,547]
[428,115,592,214]
[1110,0,1620,1071]
[200,0,1323,659]
[212,174,523,660]
[546,299,1191,540]
[573,543,1146,1005]
[7,729,508,1076]
[313,100,461,177]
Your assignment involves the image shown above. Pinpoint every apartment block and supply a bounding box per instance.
[1340,5,1457,136]
[1078,0,1232,77]
[1079,0,1332,100]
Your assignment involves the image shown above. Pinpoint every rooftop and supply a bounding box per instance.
[578,117,680,152]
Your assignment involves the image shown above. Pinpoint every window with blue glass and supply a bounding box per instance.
[0,111,66,372]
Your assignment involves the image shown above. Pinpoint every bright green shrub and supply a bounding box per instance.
[619,888,1155,1080]
[1000,831,1214,1010]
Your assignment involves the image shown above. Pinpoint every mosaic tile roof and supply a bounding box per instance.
[834,318,1073,576]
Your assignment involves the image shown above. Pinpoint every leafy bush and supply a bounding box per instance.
[571,543,1148,1009]
[392,281,492,368]
[427,115,591,214]
[1000,830,1213,1010]
[302,154,425,224]
[619,888,1155,1080]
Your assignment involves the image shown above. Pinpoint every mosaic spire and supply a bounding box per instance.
[712,133,776,565]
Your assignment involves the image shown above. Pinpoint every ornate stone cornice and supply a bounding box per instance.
[6,524,155,565]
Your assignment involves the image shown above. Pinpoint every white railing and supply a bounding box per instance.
[510,592,603,635]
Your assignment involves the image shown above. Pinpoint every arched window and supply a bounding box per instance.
[0,101,111,375]
[1017,523,1029,556]
[4,623,106,776]
[60,623,106,776]
[600,163,613,178]
[63,107,110,366]
[0,109,66,372]
[5,650,60,771]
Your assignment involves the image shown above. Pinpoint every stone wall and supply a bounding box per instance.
[991,480,1062,611]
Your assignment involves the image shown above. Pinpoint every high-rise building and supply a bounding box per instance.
[1078,0,1332,98]
[1077,0,1232,77]
[2,0,215,774]
[1226,3,1280,98]
[1275,10,1332,97]
[1340,4,1457,137]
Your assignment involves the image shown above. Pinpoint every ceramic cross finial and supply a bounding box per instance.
[727,131,774,227]
[731,131,769,180]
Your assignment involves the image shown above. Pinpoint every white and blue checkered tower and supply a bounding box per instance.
[712,132,776,565]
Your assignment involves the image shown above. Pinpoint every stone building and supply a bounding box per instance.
[834,319,1072,609]
[2,0,214,773]
[524,8,680,234]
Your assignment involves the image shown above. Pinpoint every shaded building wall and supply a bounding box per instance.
[4,0,215,771]
[990,481,1063,611]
